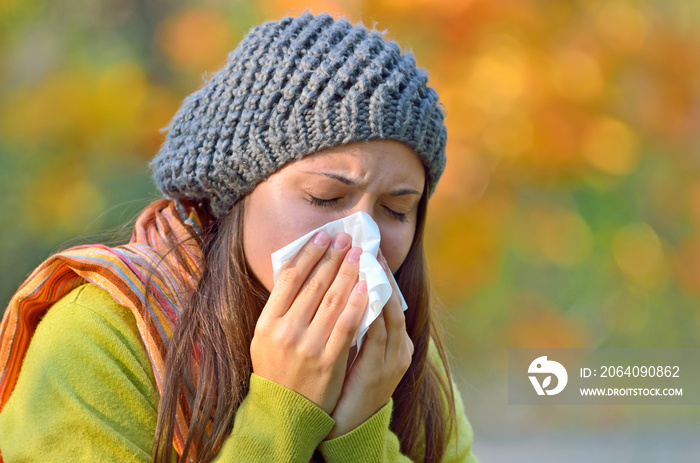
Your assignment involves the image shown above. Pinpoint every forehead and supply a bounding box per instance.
[286,140,426,184]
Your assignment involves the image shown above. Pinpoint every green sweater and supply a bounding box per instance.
[0,284,477,462]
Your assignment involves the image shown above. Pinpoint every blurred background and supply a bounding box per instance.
[1,0,699,461]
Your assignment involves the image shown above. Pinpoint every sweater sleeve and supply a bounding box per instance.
[214,374,334,462]
[317,339,480,462]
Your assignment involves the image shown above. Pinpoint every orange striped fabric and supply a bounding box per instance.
[0,199,205,461]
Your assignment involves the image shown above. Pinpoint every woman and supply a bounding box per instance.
[0,13,478,463]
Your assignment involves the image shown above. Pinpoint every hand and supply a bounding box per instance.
[325,249,414,439]
[250,231,368,414]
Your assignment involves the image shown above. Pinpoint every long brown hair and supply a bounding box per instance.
[152,189,457,462]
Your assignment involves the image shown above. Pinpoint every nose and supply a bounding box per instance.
[349,198,379,225]
[348,199,386,258]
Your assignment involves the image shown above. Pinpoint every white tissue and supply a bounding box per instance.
[271,211,408,349]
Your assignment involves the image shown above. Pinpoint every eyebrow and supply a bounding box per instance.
[301,170,423,197]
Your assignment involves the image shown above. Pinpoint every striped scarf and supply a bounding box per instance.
[0,199,204,460]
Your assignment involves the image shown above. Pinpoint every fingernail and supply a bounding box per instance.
[332,233,350,250]
[313,231,330,247]
[346,247,362,264]
[356,280,367,294]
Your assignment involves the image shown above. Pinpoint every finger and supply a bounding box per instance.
[286,232,352,323]
[308,246,363,342]
[377,249,405,324]
[327,280,368,358]
[366,311,388,353]
[263,230,331,319]
[404,331,415,358]
[383,307,407,365]
[377,249,400,300]
[349,311,388,371]
[376,249,408,363]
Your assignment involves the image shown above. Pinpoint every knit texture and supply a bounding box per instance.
[150,13,447,219]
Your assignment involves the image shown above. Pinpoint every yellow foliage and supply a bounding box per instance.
[612,222,669,290]
[482,110,534,160]
[465,36,530,116]
[426,195,510,304]
[158,9,234,71]
[0,60,178,158]
[505,294,591,348]
[595,1,649,52]
[688,181,700,228]
[674,239,700,297]
[256,0,355,20]
[549,48,605,104]
[23,166,106,239]
[582,116,640,175]
[601,289,651,336]
[95,62,148,131]
[528,207,593,268]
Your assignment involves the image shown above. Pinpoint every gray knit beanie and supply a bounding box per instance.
[150,13,447,219]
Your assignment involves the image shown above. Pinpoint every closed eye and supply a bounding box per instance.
[308,195,408,223]
[308,195,340,207]
[384,206,407,223]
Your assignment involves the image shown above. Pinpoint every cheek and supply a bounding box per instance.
[243,190,299,291]
[242,202,276,291]
[243,194,336,291]
[379,224,415,273]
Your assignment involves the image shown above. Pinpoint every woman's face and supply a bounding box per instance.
[243,139,426,291]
